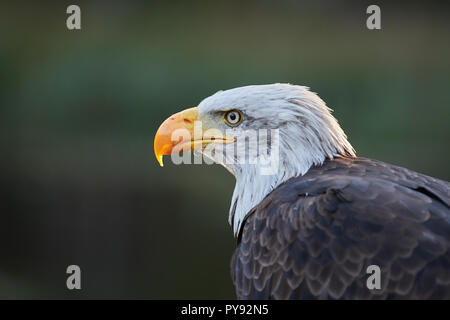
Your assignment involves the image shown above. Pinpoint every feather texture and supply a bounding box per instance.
[231,157,450,299]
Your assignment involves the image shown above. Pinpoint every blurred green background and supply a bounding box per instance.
[0,0,449,299]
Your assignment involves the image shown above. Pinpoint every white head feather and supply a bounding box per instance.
[197,83,355,236]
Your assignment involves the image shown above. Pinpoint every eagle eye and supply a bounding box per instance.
[223,110,243,127]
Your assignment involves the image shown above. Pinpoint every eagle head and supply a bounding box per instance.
[154,83,355,235]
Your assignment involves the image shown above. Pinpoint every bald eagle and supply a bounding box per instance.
[154,84,450,299]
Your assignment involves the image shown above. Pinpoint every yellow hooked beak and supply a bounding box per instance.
[154,107,235,166]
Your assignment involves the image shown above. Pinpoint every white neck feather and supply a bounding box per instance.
[228,129,340,236]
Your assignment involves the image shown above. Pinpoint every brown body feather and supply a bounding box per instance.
[231,157,450,299]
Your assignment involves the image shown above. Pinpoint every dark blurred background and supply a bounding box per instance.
[0,0,449,299]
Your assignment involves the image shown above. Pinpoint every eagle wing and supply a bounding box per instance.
[231,157,450,299]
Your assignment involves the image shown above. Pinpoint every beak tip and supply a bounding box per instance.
[156,154,164,167]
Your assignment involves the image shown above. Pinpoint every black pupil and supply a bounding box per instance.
[229,113,236,121]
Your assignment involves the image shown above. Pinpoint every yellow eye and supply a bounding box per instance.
[223,110,243,126]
